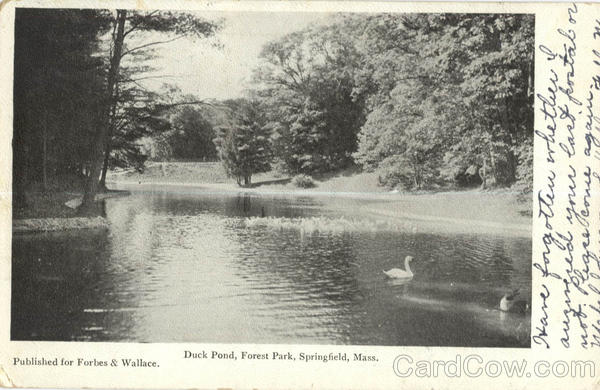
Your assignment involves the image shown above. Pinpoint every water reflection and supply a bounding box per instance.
[12,188,531,346]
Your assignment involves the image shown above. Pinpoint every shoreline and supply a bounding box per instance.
[13,178,531,237]
[108,180,532,238]
[107,178,527,199]
[12,190,129,233]
[13,216,109,234]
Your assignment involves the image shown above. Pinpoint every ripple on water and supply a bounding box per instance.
[11,192,531,347]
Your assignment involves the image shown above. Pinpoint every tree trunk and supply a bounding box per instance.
[479,160,487,190]
[505,149,517,185]
[413,174,418,189]
[98,141,112,191]
[42,110,48,192]
[99,85,119,191]
[527,50,534,99]
[490,151,496,186]
[412,160,419,189]
[79,10,126,214]
[13,136,28,209]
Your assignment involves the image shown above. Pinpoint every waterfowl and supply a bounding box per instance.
[499,289,529,313]
[383,256,414,279]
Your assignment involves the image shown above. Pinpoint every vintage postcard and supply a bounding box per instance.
[0,0,598,388]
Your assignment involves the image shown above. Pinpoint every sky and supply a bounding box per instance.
[135,12,330,100]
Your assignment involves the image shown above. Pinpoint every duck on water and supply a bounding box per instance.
[499,288,530,314]
[384,256,529,314]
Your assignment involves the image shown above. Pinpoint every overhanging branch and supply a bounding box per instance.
[121,36,184,58]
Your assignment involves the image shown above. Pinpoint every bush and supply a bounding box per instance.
[292,174,316,188]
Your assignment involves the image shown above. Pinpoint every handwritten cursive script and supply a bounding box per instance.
[533,4,600,349]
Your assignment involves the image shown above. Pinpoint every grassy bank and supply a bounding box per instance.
[362,190,531,237]
[108,161,532,234]
[108,161,289,186]
[109,162,387,193]
[13,190,84,219]
[13,216,109,233]
[12,187,129,221]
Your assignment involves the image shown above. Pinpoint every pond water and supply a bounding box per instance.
[12,186,531,347]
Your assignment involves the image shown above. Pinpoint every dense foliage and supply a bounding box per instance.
[150,105,219,162]
[251,13,534,190]
[253,23,366,174]
[13,11,534,200]
[13,9,110,207]
[13,9,220,210]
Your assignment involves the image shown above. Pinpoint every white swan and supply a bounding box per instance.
[383,256,414,279]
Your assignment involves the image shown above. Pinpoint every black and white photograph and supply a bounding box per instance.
[11,8,535,348]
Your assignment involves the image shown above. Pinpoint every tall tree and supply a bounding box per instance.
[79,10,220,212]
[214,100,272,186]
[253,20,365,174]
[13,9,110,208]
[80,10,127,212]
[352,14,534,189]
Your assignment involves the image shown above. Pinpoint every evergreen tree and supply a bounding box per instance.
[214,100,272,186]
[13,8,110,207]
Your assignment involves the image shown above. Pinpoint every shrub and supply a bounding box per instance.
[292,174,316,188]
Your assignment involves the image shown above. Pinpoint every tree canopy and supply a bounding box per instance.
[350,14,534,189]
[13,11,534,199]
[248,13,534,190]
[13,8,111,207]
[253,22,366,174]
